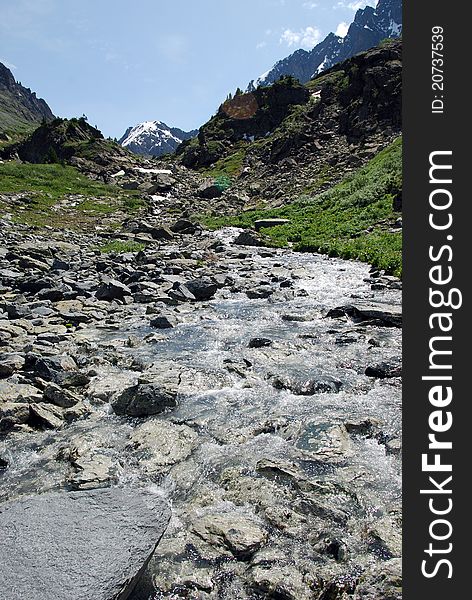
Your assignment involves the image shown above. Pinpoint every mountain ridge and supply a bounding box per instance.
[0,62,54,138]
[247,0,401,90]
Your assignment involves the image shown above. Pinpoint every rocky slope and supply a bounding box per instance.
[247,0,402,90]
[0,62,54,138]
[178,40,401,209]
[119,120,197,157]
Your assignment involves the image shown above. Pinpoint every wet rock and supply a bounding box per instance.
[250,564,314,600]
[384,436,402,456]
[223,357,252,378]
[0,354,25,378]
[168,282,197,302]
[326,304,402,328]
[0,488,171,600]
[43,382,81,408]
[248,337,272,348]
[29,403,64,429]
[246,286,273,299]
[0,402,30,430]
[0,456,8,470]
[233,231,264,247]
[353,559,402,600]
[62,402,90,423]
[0,381,43,403]
[191,512,267,560]
[30,355,78,385]
[367,515,402,559]
[127,419,198,474]
[365,356,402,379]
[271,374,342,395]
[95,279,132,301]
[295,423,353,464]
[68,453,119,490]
[111,378,179,417]
[150,315,175,329]
[344,418,382,438]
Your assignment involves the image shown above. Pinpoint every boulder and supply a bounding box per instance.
[326,304,402,328]
[30,355,78,385]
[44,382,81,408]
[127,419,198,474]
[95,279,132,301]
[150,315,175,329]
[111,377,180,417]
[29,403,64,429]
[169,278,218,302]
[233,231,264,247]
[0,402,30,431]
[353,558,402,600]
[0,354,25,378]
[365,356,402,379]
[0,488,171,600]
[170,219,200,234]
[191,512,267,560]
[68,453,119,490]
[184,278,218,301]
[271,374,342,395]
[197,181,223,199]
[248,338,272,348]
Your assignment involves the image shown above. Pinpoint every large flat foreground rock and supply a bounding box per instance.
[0,488,171,600]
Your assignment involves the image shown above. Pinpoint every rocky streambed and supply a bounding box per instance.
[0,217,402,599]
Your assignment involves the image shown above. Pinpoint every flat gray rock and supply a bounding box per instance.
[0,488,171,600]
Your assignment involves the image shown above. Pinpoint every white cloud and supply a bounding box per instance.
[335,22,349,37]
[336,0,376,10]
[303,1,319,8]
[256,41,267,49]
[0,58,17,70]
[280,26,322,49]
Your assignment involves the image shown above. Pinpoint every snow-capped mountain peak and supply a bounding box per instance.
[119,120,197,157]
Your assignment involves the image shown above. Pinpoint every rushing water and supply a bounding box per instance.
[0,231,402,598]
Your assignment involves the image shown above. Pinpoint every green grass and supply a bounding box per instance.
[200,137,402,276]
[0,161,145,229]
[98,240,146,254]
[201,148,246,179]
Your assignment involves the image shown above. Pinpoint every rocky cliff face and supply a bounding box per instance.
[0,62,54,135]
[177,40,401,206]
[247,0,402,90]
[119,120,197,157]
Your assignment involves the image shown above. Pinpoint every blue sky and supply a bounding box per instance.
[0,0,376,138]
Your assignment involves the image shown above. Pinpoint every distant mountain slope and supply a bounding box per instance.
[119,120,197,157]
[177,39,401,208]
[0,62,54,137]
[247,0,401,90]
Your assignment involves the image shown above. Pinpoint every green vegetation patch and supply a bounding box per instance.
[201,148,246,179]
[201,137,402,276]
[0,161,145,229]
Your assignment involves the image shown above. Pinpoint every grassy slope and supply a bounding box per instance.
[201,137,402,276]
[0,162,144,229]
